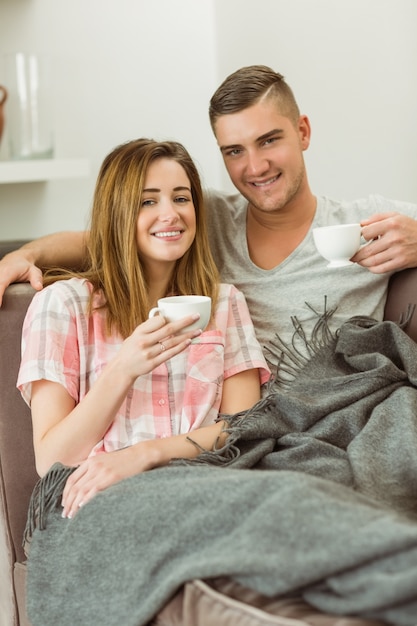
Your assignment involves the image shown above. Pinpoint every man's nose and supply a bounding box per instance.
[245,151,269,177]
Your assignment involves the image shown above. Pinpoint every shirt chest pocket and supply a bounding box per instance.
[186,330,225,382]
[183,331,225,428]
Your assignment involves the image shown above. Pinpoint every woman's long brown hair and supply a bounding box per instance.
[45,139,219,338]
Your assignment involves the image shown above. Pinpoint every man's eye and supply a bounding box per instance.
[226,149,242,157]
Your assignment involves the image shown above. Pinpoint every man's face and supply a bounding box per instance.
[214,98,311,214]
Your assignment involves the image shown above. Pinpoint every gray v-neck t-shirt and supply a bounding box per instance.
[204,188,417,371]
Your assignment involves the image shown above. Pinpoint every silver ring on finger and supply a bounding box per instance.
[158,341,166,352]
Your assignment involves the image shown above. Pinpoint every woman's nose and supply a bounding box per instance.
[159,201,179,221]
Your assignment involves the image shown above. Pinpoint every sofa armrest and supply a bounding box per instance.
[384,268,417,342]
[0,284,38,565]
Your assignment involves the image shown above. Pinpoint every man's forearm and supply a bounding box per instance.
[20,231,89,270]
[0,230,90,305]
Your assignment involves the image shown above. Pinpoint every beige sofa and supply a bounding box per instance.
[1,252,417,626]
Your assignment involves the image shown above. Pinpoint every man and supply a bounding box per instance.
[1,65,417,370]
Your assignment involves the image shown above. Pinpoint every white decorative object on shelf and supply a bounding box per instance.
[0,158,90,184]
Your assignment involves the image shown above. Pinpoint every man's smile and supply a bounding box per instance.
[250,174,280,188]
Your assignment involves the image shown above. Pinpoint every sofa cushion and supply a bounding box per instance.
[154,579,386,626]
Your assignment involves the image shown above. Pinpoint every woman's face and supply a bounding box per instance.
[136,158,196,273]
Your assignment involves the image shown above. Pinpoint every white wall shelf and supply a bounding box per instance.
[0,158,90,184]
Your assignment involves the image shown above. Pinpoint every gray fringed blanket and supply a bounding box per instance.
[25,316,417,625]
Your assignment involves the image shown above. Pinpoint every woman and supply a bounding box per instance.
[18,138,270,520]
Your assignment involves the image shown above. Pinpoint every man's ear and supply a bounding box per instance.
[298,115,311,151]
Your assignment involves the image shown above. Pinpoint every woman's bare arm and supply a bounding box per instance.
[59,368,262,518]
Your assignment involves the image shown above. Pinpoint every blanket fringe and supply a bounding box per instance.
[265,297,338,390]
[265,300,416,391]
[171,396,279,468]
[23,463,76,556]
[176,416,246,466]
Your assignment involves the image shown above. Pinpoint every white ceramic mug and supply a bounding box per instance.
[148,295,211,332]
[312,223,362,268]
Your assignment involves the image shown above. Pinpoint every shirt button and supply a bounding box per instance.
[158,398,165,406]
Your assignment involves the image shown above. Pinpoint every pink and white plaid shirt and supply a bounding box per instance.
[18,279,270,456]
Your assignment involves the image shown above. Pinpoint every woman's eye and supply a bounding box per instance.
[142,199,155,207]
[175,196,190,203]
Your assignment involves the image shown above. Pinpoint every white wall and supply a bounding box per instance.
[213,0,417,202]
[0,0,416,241]
[0,0,221,239]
